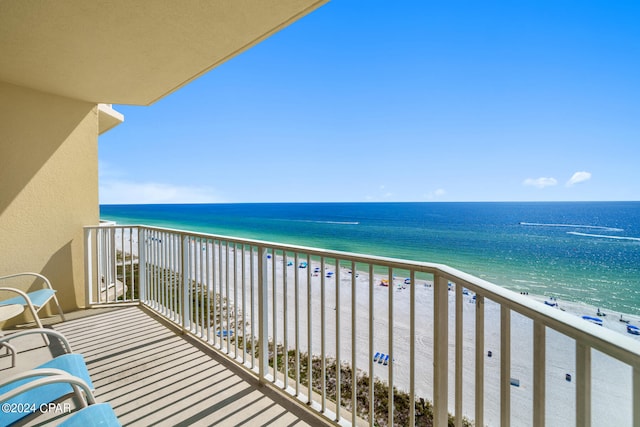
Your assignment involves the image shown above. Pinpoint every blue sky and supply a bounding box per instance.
[99,1,640,204]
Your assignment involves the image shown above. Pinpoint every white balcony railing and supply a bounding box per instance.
[84,224,640,427]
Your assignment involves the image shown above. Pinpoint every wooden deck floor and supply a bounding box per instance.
[1,306,329,426]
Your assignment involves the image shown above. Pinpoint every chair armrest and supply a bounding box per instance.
[0,329,73,353]
[0,368,70,387]
[0,272,54,291]
[0,287,41,321]
[0,368,95,405]
[0,287,30,299]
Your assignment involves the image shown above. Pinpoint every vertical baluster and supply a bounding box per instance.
[335,260,341,421]
[120,228,126,302]
[634,365,640,427]
[84,228,93,306]
[258,246,269,384]
[97,228,104,304]
[201,237,206,339]
[409,270,416,427]
[110,227,116,303]
[148,230,154,308]
[388,268,394,427]
[533,321,546,427]
[157,231,162,314]
[167,233,173,319]
[476,294,485,427]
[154,230,159,310]
[501,305,511,426]
[455,282,463,427]
[294,252,300,396]
[138,228,146,304]
[321,256,326,412]
[283,251,289,389]
[434,275,448,426]
[250,245,256,369]
[351,260,357,427]
[130,228,135,300]
[368,263,374,427]
[181,234,190,333]
[307,254,313,404]
[193,238,199,335]
[576,342,591,427]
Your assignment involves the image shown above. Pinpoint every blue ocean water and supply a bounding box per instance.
[100,202,640,315]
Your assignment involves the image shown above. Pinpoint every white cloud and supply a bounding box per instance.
[425,188,446,200]
[423,188,447,200]
[99,161,224,204]
[523,177,558,189]
[566,171,592,187]
[100,180,223,204]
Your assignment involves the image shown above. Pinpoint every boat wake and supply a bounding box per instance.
[291,219,360,225]
[567,232,640,242]
[519,222,623,232]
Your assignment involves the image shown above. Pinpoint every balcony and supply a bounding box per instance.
[7,223,640,426]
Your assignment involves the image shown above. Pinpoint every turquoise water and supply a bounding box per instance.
[101,202,640,315]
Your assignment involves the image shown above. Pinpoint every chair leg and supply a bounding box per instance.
[51,294,66,322]
[26,304,49,346]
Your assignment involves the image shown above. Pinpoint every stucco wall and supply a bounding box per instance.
[0,82,98,321]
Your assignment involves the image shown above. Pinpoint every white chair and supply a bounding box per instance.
[0,272,66,329]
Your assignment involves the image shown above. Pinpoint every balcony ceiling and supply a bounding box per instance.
[0,0,327,105]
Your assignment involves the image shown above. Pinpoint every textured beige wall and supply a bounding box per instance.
[0,82,98,321]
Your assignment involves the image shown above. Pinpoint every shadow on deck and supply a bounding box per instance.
[1,306,330,426]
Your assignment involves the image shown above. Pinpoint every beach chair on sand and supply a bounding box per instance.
[0,272,66,329]
[373,352,381,362]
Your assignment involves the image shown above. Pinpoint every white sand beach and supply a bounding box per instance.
[260,255,639,427]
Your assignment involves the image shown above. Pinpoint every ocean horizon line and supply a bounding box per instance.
[100,200,640,206]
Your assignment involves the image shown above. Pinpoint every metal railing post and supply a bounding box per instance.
[434,274,449,426]
[576,343,592,427]
[533,321,546,427]
[182,234,190,333]
[258,245,269,383]
[138,228,147,303]
[84,227,93,307]
[501,306,511,426]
